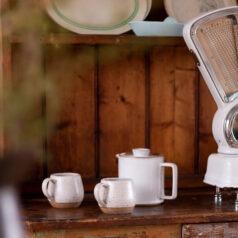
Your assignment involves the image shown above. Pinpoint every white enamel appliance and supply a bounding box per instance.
[183,6,238,202]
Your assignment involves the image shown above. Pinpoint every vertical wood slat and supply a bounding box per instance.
[0,1,4,156]
[150,46,197,174]
[11,40,44,180]
[144,48,151,148]
[0,0,49,183]
[99,45,146,177]
[174,69,196,173]
[94,46,100,179]
[45,45,95,179]
[198,74,217,173]
[150,46,175,161]
[174,47,197,174]
[1,0,11,157]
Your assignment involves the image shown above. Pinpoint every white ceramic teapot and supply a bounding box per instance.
[116,148,178,205]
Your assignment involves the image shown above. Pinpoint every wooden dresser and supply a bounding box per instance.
[0,0,217,194]
[23,190,238,238]
[2,1,236,237]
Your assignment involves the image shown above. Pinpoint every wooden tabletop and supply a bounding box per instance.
[22,189,238,232]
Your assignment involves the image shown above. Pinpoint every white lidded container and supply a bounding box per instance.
[116,148,178,205]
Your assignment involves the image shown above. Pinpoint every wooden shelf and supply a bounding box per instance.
[23,189,238,232]
[8,33,185,45]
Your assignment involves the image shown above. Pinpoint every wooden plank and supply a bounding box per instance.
[0,0,47,180]
[10,41,44,180]
[150,46,175,162]
[23,190,238,232]
[150,46,197,174]
[174,69,196,173]
[27,225,181,238]
[45,45,95,179]
[1,0,12,157]
[98,45,146,177]
[10,34,184,46]
[174,47,197,174]
[175,46,197,70]
[198,74,217,173]
[183,222,238,238]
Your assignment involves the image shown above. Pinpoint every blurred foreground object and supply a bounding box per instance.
[0,187,24,238]
[0,1,58,237]
[0,151,37,238]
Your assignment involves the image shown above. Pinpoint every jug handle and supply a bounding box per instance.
[42,178,55,199]
[94,183,109,207]
[160,163,178,200]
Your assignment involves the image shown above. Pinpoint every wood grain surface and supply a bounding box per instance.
[23,190,238,237]
[183,222,238,238]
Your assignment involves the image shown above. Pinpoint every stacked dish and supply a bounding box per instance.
[45,0,152,35]
[129,17,184,37]
[129,0,237,37]
[164,0,237,23]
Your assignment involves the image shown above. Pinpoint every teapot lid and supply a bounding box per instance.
[117,148,160,158]
[132,148,150,157]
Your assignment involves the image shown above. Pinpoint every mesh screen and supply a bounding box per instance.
[196,16,238,98]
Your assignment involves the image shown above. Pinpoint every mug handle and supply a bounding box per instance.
[94,183,109,207]
[42,178,55,199]
[160,163,178,200]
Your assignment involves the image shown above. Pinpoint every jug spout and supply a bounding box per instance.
[116,153,121,159]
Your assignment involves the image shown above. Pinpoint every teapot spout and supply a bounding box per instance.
[115,153,121,159]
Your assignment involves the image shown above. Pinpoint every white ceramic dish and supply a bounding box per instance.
[145,0,152,19]
[45,0,151,35]
[130,17,184,37]
[164,0,237,23]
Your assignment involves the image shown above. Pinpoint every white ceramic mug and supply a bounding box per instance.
[42,172,84,208]
[94,178,135,214]
[117,148,178,205]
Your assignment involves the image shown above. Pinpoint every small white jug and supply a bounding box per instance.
[42,172,84,208]
[94,177,135,214]
[117,148,178,205]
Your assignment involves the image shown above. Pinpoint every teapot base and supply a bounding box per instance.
[100,206,134,214]
[136,200,164,206]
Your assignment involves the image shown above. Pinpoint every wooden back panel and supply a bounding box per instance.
[1,0,217,193]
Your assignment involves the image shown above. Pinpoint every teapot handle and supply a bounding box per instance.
[160,163,178,200]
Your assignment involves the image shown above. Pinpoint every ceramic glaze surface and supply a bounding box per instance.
[42,173,84,207]
[45,0,151,35]
[204,153,238,188]
[117,148,178,205]
[94,178,135,209]
[118,157,164,204]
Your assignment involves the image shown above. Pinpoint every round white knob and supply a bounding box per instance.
[132,148,150,157]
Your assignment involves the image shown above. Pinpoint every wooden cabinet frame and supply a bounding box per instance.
[0,0,217,194]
